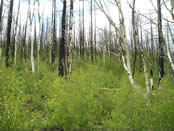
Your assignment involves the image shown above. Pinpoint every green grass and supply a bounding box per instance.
[0,57,174,130]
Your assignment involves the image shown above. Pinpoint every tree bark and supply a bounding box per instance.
[132,0,138,79]
[166,23,174,72]
[29,0,35,72]
[5,0,14,67]
[51,0,57,71]
[58,0,67,76]
[12,0,20,64]
[0,0,3,60]
[67,0,74,74]
[90,0,94,64]
[157,0,165,88]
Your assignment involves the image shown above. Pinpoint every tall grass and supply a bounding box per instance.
[0,57,174,130]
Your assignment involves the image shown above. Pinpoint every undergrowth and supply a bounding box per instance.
[0,58,174,130]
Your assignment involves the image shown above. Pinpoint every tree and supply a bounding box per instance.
[0,0,3,60]
[131,0,138,79]
[96,0,136,88]
[67,0,74,74]
[37,0,42,71]
[157,0,165,88]
[5,0,14,67]
[29,0,35,72]
[90,0,94,64]
[58,0,67,76]
[12,0,20,64]
[166,23,174,72]
[51,0,57,71]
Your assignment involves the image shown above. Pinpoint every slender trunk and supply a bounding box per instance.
[6,0,14,67]
[82,0,85,59]
[29,0,35,72]
[37,0,41,71]
[51,0,57,71]
[12,0,20,63]
[157,0,165,88]
[150,18,154,58]
[0,0,3,60]
[94,0,97,61]
[67,0,74,74]
[58,0,66,76]
[132,0,138,79]
[166,23,174,72]
[116,0,135,87]
[90,0,93,64]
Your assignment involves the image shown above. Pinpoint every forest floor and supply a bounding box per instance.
[0,58,174,130]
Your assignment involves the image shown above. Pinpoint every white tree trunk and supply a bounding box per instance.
[167,26,174,71]
[29,1,35,73]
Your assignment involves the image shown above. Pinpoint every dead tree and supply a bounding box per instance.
[157,0,165,88]
[90,0,94,64]
[37,0,42,71]
[131,0,138,79]
[130,1,151,94]
[67,0,74,74]
[5,0,14,67]
[12,0,20,63]
[166,23,174,72]
[97,0,136,88]
[29,0,35,72]
[0,0,3,59]
[51,0,57,71]
[58,0,67,76]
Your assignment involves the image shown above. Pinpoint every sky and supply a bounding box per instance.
[3,0,174,50]
[12,0,172,30]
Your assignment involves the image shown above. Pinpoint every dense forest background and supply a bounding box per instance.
[0,0,174,130]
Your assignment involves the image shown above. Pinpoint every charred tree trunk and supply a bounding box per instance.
[94,0,97,61]
[58,0,67,76]
[132,0,138,79]
[157,0,165,88]
[5,0,14,67]
[51,0,57,71]
[90,0,94,64]
[0,0,3,60]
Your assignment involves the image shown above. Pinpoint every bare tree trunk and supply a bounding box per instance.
[157,0,165,88]
[15,16,22,65]
[67,0,74,74]
[6,0,14,67]
[132,0,138,79]
[58,0,66,76]
[166,23,174,72]
[150,17,154,58]
[116,0,135,87]
[94,0,97,61]
[0,0,3,60]
[90,0,94,64]
[51,0,57,71]
[22,17,28,65]
[29,0,35,72]
[82,0,85,59]
[12,0,20,64]
[37,0,41,71]
[131,0,150,94]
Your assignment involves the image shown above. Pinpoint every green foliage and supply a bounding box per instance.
[0,59,174,130]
